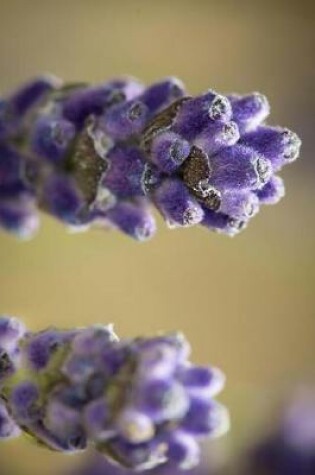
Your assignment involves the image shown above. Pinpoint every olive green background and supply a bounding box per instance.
[0,1,314,474]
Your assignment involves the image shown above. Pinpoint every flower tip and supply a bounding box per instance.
[210,403,231,439]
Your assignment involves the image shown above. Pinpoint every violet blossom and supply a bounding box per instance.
[0,75,300,240]
[0,316,228,471]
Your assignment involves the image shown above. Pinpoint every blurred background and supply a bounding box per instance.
[0,1,314,474]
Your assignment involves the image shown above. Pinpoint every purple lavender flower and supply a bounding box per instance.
[0,317,228,471]
[0,76,301,240]
[246,388,315,475]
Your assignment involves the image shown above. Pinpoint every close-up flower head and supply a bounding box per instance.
[0,2,313,475]
[0,316,228,471]
[0,75,300,240]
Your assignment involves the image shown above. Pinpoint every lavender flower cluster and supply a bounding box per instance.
[0,75,301,240]
[0,316,228,471]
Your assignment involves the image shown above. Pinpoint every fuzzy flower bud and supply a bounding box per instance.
[0,317,228,471]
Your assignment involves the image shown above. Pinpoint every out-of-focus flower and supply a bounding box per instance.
[245,388,315,475]
[0,316,228,471]
[67,451,212,475]
[0,76,301,240]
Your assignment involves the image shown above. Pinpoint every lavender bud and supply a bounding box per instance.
[116,409,155,444]
[241,126,302,171]
[62,79,143,128]
[0,195,39,238]
[194,121,240,156]
[173,91,232,140]
[154,179,204,227]
[180,366,226,398]
[150,131,191,173]
[10,381,40,423]
[84,398,112,440]
[182,399,229,438]
[140,78,186,114]
[0,317,26,348]
[0,317,25,381]
[209,145,272,191]
[101,145,146,199]
[219,190,259,220]
[256,175,285,205]
[136,339,181,380]
[31,116,75,163]
[9,75,61,117]
[62,85,116,127]
[106,201,156,241]
[202,208,248,237]
[229,92,270,134]
[26,329,69,371]
[136,379,189,422]
[101,100,148,140]
[44,399,86,451]
[167,432,200,470]
[42,176,85,224]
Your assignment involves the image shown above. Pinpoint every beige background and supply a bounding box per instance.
[0,1,314,474]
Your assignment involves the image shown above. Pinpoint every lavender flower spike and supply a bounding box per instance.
[0,316,229,471]
[0,76,301,239]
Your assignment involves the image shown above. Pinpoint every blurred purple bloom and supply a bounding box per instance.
[0,317,228,471]
[246,388,315,475]
[0,76,300,240]
[68,452,212,475]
